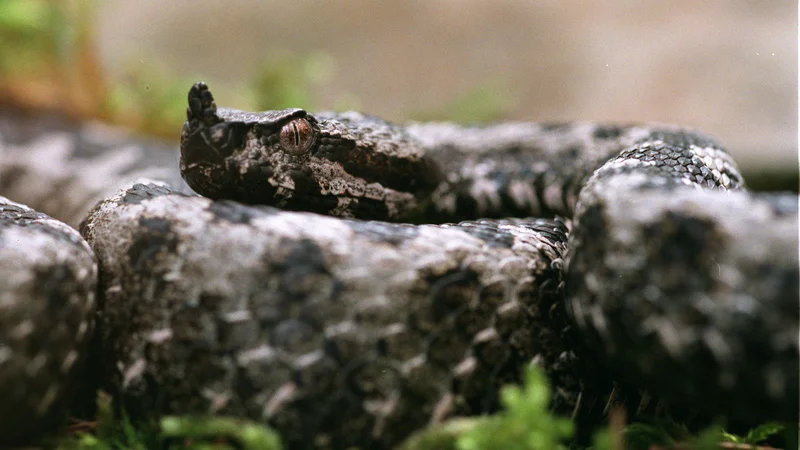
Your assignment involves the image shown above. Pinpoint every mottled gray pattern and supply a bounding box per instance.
[568,173,798,421]
[0,113,190,228]
[0,83,796,449]
[0,196,96,444]
[82,183,570,449]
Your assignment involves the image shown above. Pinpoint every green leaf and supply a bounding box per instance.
[160,416,282,450]
[397,418,481,450]
[690,426,725,450]
[623,422,677,450]
[722,421,784,444]
[453,365,574,450]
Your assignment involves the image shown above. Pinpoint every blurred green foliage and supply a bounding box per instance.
[412,78,517,124]
[103,63,197,136]
[57,392,160,450]
[58,392,282,450]
[0,0,512,138]
[456,367,574,450]
[159,417,282,450]
[723,422,789,446]
[0,0,65,73]
[53,356,793,450]
[393,365,793,450]
[249,52,336,112]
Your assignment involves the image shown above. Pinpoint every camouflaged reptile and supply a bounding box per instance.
[0,82,796,449]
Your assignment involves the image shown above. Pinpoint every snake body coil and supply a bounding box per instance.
[0,82,796,448]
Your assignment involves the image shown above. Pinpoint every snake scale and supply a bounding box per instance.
[0,82,796,449]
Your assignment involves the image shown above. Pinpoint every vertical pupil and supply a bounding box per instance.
[280,119,312,155]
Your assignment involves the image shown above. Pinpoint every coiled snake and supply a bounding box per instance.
[0,82,796,449]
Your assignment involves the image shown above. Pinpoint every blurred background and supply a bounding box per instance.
[1,1,796,190]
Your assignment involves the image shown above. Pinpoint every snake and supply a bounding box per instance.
[0,82,796,449]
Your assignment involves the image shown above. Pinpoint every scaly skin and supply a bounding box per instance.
[0,197,96,444]
[0,83,795,448]
[82,183,577,449]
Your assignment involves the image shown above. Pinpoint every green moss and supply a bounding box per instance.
[455,367,574,450]
[57,392,282,450]
[398,365,794,450]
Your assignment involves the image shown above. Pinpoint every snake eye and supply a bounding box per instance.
[279,118,315,155]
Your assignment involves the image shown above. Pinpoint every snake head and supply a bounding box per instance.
[180,82,442,220]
